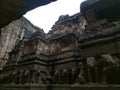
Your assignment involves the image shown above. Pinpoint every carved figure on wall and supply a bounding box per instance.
[62,69,69,84]
[50,43,57,54]
[40,71,47,84]
[86,57,98,84]
[113,56,120,67]
[31,71,39,84]
[71,68,77,84]
[24,70,30,84]
[37,71,42,84]
[101,54,116,84]
[11,71,18,84]
[54,70,61,84]
[76,62,86,84]
[76,71,86,84]
[20,70,29,84]
[15,71,21,84]
[19,71,23,84]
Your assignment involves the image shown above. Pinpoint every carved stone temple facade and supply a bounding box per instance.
[0,0,120,85]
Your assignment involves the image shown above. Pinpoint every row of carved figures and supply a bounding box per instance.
[53,54,120,84]
[0,70,48,84]
[0,54,120,84]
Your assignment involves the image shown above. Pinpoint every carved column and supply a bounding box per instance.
[102,67,107,84]
[87,66,93,83]
[95,66,99,83]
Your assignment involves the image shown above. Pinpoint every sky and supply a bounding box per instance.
[24,0,85,33]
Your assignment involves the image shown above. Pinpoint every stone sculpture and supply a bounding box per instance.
[0,0,120,85]
[101,54,116,84]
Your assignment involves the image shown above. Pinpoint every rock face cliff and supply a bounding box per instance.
[0,17,45,69]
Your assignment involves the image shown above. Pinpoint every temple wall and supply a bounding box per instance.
[0,85,120,90]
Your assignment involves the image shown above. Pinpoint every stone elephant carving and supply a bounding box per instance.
[101,54,116,84]
[86,57,99,84]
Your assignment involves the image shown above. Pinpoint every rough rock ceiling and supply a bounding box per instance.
[0,0,57,29]
[81,0,120,21]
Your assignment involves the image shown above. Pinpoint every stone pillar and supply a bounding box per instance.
[102,67,107,84]
[87,66,93,84]
[95,66,99,83]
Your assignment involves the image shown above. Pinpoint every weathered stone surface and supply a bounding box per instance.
[1,85,120,90]
[1,18,120,85]
[0,0,57,28]
[81,0,120,22]
[0,0,120,86]
[46,13,87,39]
[79,24,120,43]
[0,17,44,69]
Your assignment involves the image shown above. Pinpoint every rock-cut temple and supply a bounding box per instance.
[0,0,120,85]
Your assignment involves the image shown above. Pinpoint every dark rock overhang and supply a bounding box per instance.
[80,0,120,22]
[0,0,57,29]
